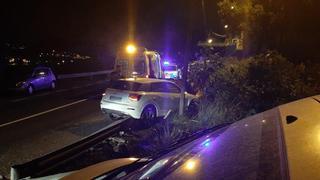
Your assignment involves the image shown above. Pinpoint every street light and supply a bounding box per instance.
[126,44,137,54]
[207,38,213,44]
[231,6,235,10]
[224,24,229,29]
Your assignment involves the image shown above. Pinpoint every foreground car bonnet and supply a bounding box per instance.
[125,95,320,179]
[127,109,287,179]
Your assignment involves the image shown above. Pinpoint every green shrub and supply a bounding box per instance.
[190,51,318,124]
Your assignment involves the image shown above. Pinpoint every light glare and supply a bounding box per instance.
[126,44,137,54]
[185,160,196,170]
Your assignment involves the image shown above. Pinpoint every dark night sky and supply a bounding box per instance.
[0,0,221,58]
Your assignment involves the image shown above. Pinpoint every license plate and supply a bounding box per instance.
[110,96,122,101]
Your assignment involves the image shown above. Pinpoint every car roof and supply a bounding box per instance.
[119,78,177,84]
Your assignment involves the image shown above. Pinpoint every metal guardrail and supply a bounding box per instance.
[57,70,113,79]
[10,118,128,180]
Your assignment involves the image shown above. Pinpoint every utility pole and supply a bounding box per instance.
[179,0,193,116]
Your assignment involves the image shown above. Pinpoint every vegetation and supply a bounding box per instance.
[194,51,318,120]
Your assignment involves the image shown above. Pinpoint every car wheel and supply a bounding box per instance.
[187,100,199,118]
[50,81,56,89]
[27,85,34,95]
[141,105,156,126]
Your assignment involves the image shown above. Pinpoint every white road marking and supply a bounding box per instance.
[0,99,88,128]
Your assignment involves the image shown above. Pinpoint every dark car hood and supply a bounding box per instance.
[126,95,320,180]
[126,107,286,180]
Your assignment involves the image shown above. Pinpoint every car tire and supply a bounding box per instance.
[50,81,56,90]
[27,85,34,95]
[141,105,156,126]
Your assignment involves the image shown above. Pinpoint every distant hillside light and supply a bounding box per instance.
[231,6,235,10]
[126,44,137,54]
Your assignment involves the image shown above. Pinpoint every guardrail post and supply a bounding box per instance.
[10,167,19,180]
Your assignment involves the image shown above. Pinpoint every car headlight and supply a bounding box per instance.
[16,81,26,87]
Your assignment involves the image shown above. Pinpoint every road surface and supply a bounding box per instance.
[0,80,112,176]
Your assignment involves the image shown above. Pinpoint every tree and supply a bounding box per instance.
[217,0,320,59]
[217,0,268,55]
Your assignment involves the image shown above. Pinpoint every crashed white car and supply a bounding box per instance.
[100,78,198,121]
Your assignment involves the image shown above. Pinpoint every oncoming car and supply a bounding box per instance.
[9,66,56,95]
[100,78,198,121]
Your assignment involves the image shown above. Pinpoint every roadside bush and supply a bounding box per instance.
[188,51,318,127]
[147,51,319,154]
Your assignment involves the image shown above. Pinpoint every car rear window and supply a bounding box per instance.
[109,80,150,91]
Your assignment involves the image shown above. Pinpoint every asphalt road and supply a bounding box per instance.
[0,80,113,176]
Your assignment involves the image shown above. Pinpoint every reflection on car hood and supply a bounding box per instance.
[125,95,320,180]
[60,158,139,180]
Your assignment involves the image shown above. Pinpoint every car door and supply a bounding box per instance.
[41,68,52,88]
[31,69,44,90]
[150,82,181,115]
[32,68,48,90]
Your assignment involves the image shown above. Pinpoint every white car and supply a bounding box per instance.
[100,78,198,121]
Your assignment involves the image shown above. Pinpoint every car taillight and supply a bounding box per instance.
[129,93,142,101]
